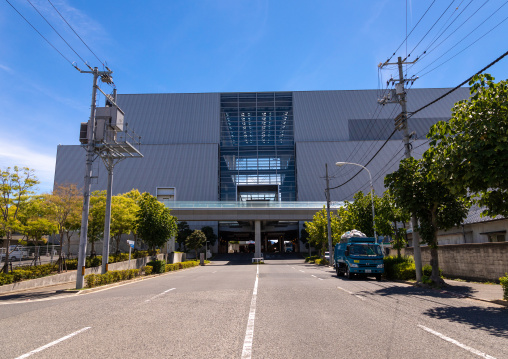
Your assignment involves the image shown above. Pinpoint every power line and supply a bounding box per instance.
[47,0,105,67]
[415,1,508,78]
[418,12,508,78]
[406,0,456,59]
[409,48,508,118]
[384,0,437,64]
[26,0,90,69]
[5,0,76,67]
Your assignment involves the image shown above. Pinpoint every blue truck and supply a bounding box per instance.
[334,232,384,281]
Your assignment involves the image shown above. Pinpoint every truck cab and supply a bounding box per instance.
[334,236,384,281]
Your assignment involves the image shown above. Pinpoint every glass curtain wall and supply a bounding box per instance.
[220,92,296,201]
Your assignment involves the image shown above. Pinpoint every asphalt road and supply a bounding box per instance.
[0,257,506,359]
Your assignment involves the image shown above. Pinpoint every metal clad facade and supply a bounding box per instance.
[54,144,218,200]
[54,88,470,202]
[116,93,220,145]
[296,140,431,201]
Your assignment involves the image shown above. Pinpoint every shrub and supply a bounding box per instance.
[147,260,166,274]
[422,264,442,278]
[84,269,140,288]
[315,258,329,266]
[500,273,508,301]
[0,273,15,285]
[305,255,320,263]
[142,265,153,275]
[384,256,415,280]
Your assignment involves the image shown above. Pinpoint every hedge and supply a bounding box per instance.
[500,273,508,301]
[85,269,140,288]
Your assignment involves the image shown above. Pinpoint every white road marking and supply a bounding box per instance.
[15,327,91,359]
[212,271,217,273]
[299,270,305,273]
[418,325,496,359]
[318,278,324,281]
[241,264,259,359]
[311,275,317,278]
[355,295,366,301]
[144,288,176,303]
[337,286,353,294]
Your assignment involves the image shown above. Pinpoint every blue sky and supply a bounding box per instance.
[1,0,507,193]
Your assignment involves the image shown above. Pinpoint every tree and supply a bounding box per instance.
[88,191,106,256]
[186,229,206,260]
[201,226,217,248]
[385,157,469,285]
[45,183,82,268]
[305,207,341,256]
[177,221,192,252]
[377,191,410,258]
[0,166,39,272]
[426,74,508,217]
[18,195,57,245]
[110,193,138,254]
[135,193,177,256]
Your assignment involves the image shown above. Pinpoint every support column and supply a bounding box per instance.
[255,221,261,258]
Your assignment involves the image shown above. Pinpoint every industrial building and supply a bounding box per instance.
[54,88,471,254]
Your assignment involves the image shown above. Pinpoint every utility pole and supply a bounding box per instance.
[325,164,333,265]
[76,67,142,287]
[76,67,102,289]
[378,56,423,282]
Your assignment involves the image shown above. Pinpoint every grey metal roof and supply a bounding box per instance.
[463,205,505,224]
[54,144,219,200]
[116,93,220,145]
[293,88,470,142]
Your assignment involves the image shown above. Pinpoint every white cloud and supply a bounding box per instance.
[0,137,56,193]
[0,63,13,73]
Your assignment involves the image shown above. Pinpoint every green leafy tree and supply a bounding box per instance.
[88,191,106,256]
[0,166,39,272]
[305,207,340,256]
[426,74,508,217]
[385,157,469,285]
[186,229,206,260]
[378,191,410,258]
[177,221,192,252]
[45,183,82,267]
[201,226,217,248]
[111,193,138,254]
[135,193,177,256]
[18,196,57,244]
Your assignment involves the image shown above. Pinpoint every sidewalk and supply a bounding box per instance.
[441,279,506,305]
[0,282,77,304]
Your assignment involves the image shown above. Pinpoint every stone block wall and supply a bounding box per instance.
[402,242,508,282]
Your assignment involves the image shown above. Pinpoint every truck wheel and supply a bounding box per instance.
[376,274,381,282]
[345,266,353,279]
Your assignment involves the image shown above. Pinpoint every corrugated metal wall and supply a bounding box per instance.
[54,144,219,200]
[296,140,431,202]
[293,88,470,142]
[116,93,220,144]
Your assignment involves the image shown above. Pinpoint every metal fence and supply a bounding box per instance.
[0,245,63,269]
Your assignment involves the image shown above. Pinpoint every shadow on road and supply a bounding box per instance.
[210,253,303,265]
[423,305,508,338]
[370,284,457,299]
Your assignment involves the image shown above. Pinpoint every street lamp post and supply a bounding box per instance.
[335,162,377,242]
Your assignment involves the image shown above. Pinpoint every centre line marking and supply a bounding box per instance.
[241,264,259,359]
[418,325,496,359]
[15,327,91,359]
[145,288,175,303]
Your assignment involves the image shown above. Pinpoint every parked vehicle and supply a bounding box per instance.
[0,245,29,261]
[334,230,383,281]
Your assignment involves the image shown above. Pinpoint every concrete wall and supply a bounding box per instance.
[0,254,164,294]
[402,242,508,282]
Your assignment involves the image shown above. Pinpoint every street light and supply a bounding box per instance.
[335,162,377,242]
